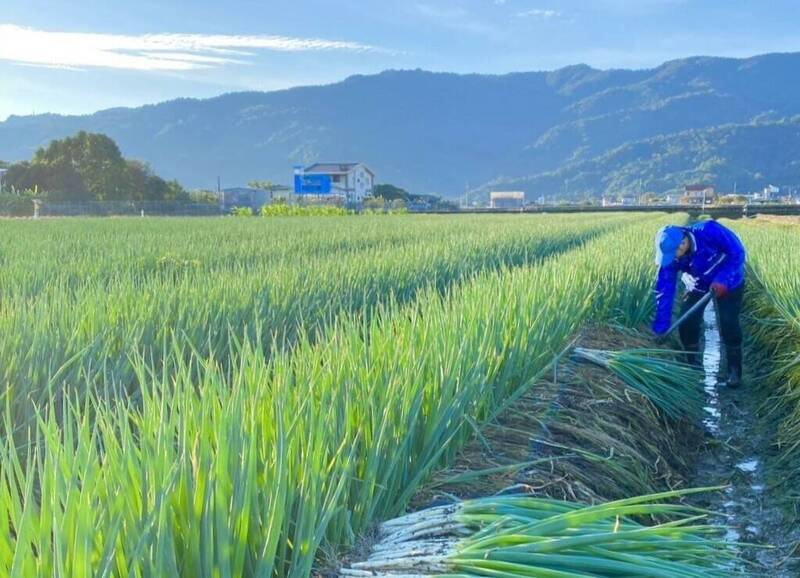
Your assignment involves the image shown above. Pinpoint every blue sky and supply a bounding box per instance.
[1,0,799,120]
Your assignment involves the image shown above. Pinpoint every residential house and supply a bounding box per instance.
[298,163,375,203]
[681,184,716,205]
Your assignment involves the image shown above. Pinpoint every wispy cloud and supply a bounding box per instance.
[0,24,382,72]
[412,4,496,36]
[516,8,562,19]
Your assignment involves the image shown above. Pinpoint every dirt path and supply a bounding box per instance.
[690,304,800,575]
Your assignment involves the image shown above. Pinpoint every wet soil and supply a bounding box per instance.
[688,304,800,576]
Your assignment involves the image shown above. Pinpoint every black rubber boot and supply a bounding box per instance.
[726,346,743,388]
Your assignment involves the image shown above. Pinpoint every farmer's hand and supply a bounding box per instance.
[710,282,728,299]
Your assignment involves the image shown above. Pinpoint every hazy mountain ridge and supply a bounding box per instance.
[487,117,800,198]
[1,53,799,196]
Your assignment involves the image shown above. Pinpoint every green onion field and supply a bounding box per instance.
[0,213,797,576]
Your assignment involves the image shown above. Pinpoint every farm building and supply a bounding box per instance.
[489,191,525,209]
[681,183,716,205]
[299,163,375,203]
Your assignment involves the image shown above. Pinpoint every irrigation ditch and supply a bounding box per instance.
[687,302,800,575]
[337,314,800,577]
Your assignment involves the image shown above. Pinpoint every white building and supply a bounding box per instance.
[303,163,375,202]
[762,184,780,201]
[490,191,525,209]
[602,195,638,207]
[682,184,716,205]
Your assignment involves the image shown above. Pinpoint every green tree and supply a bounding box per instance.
[189,189,222,204]
[30,131,127,200]
[5,160,86,199]
[373,183,410,201]
[124,160,187,201]
[247,180,273,190]
[4,132,186,201]
[390,198,408,212]
[717,194,748,205]
[363,197,386,211]
[641,192,662,205]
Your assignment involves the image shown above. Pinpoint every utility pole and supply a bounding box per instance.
[701,188,707,217]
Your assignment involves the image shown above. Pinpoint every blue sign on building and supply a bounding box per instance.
[294,173,332,195]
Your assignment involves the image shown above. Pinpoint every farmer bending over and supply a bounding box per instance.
[652,220,747,388]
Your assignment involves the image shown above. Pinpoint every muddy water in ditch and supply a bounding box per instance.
[691,303,800,575]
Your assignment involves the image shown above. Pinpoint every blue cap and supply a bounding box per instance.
[655,225,683,267]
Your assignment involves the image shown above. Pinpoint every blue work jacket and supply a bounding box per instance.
[653,220,746,334]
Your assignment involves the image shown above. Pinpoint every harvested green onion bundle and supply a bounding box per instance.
[571,348,704,419]
[340,489,739,578]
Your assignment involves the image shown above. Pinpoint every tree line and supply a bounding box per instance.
[0,132,457,211]
[1,132,187,201]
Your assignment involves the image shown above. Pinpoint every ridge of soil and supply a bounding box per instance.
[411,324,699,508]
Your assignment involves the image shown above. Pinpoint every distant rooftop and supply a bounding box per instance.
[490,191,525,199]
[684,183,714,191]
[305,162,374,176]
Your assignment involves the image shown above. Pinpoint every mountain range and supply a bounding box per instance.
[2,52,800,199]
